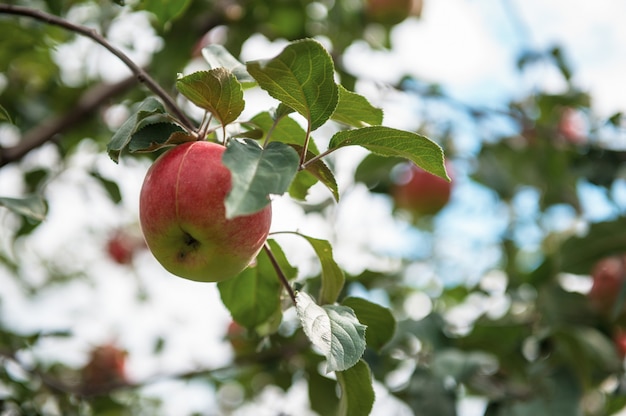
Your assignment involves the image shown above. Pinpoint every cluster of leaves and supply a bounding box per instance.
[106,36,447,414]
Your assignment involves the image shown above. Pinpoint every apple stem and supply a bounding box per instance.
[263,243,297,305]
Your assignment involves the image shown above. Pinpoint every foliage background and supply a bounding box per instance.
[1,0,626,415]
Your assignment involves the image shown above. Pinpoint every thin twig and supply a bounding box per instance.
[263,242,297,305]
[0,4,195,132]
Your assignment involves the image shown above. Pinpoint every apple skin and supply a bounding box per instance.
[391,162,453,218]
[588,255,626,316]
[139,141,272,282]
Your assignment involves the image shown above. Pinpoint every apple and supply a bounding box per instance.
[139,141,272,282]
[81,343,127,394]
[365,0,414,25]
[588,255,626,316]
[106,229,146,265]
[391,162,453,218]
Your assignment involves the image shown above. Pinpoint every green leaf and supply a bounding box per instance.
[223,139,299,218]
[332,85,383,127]
[250,111,319,153]
[287,232,344,304]
[307,359,340,415]
[329,126,449,180]
[89,172,122,204]
[201,44,255,85]
[247,38,338,131]
[176,69,245,126]
[296,292,366,372]
[0,195,47,222]
[431,349,499,383]
[289,170,318,201]
[106,98,167,163]
[337,360,375,416]
[128,122,188,153]
[342,297,396,351]
[139,0,191,25]
[218,240,294,328]
[0,104,11,123]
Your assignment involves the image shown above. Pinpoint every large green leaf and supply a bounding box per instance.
[332,85,383,128]
[106,98,167,163]
[329,126,449,180]
[218,240,294,328]
[295,292,366,373]
[176,69,245,126]
[246,39,338,131]
[0,195,47,222]
[342,297,395,351]
[337,360,375,416]
[201,44,255,85]
[223,139,300,218]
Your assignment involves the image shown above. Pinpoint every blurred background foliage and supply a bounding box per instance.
[2,0,626,415]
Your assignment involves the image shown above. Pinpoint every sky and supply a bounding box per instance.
[1,0,626,415]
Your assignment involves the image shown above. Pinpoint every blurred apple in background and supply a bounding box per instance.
[365,0,422,25]
[139,141,272,283]
[105,228,146,265]
[588,255,626,317]
[80,343,127,395]
[391,162,453,219]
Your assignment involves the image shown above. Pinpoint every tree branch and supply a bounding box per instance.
[0,75,136,167]
[0,4,195,132]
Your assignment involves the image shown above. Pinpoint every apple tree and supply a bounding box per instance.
[1,1,626,415]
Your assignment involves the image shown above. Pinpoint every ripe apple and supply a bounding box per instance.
[139,141,272,282]
[81,343,127,394]
[391,162,453,218]
[588,255,626,316]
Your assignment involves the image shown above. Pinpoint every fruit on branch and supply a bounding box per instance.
[139,141,272,282]
[105,228,146,265]
[391,162,453,218]
[80,343,127,394]
[365,0,421,25]
[588,255,626,316]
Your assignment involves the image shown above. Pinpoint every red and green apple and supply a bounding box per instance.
[139,141,271,282]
